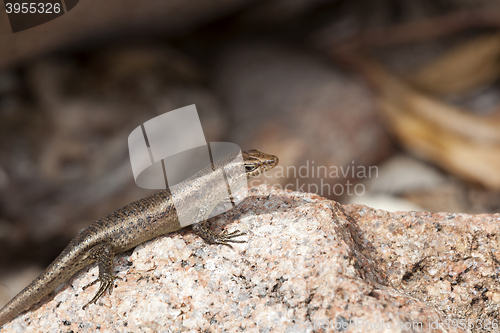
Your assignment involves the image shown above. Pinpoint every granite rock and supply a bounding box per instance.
[3,186,499,332]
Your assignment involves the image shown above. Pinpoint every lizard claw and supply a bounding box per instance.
[214,229,246,247]
[82,273,121,310]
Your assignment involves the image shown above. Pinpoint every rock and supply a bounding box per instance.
[3,186,498,332]
[349,201,500,330]
[351,153,471,213]
[348,193,425,212]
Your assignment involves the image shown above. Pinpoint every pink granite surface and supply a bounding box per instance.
[3,186,499,332]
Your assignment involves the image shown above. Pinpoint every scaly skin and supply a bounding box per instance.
[0,149,278,328]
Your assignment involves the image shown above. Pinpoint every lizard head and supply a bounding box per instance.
[242,149,279,178]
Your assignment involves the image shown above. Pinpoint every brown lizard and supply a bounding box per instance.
[0,149,278,328]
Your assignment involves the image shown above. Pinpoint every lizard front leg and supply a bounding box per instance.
[192,220,246,246]
[191,198,246,246]
[82,243,121,309]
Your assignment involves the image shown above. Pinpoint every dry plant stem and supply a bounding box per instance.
[322,7,500,49]
[329,49,500,189]
[411,34,500,96]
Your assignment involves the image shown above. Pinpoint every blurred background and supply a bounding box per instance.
[1,0,500,305]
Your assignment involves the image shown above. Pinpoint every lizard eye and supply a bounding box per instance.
[245,164,257,172]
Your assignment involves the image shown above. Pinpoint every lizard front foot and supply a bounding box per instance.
[193,221,246,247]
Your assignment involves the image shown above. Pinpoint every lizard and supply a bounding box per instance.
[0,149,278,328]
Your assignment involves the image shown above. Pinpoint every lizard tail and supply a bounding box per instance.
[0,245,87,328]
[0,274,52,327]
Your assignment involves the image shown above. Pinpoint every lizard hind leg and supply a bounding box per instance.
[82,243,122,310]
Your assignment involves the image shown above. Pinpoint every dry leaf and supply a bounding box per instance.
[345,54,500,189]
[412,34,500,96]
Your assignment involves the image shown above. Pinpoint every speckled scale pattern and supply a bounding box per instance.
[0,149,278,328]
